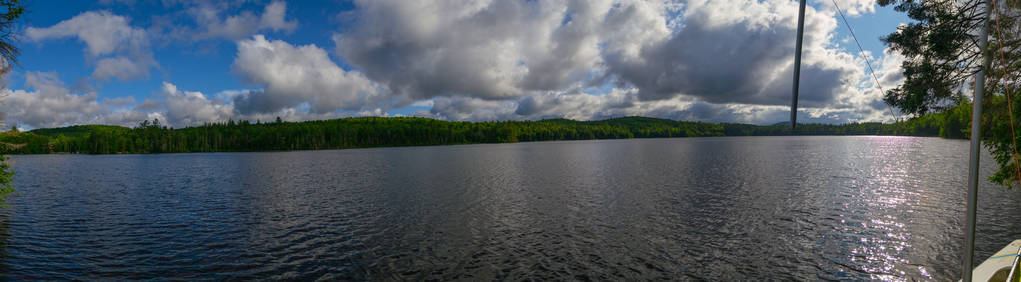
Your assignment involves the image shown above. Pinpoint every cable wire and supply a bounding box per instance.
[991,0,1021,185]
[830,0,902,123]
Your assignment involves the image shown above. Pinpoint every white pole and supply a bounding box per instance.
[964,1,992,280]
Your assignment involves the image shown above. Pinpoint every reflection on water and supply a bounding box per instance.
[0,136,1019,280]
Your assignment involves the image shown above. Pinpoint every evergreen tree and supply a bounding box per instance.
[0,0,24,205]
[880,0,1021,185]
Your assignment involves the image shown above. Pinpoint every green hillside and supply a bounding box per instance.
[30,125,130,138]
[0,113,965,155]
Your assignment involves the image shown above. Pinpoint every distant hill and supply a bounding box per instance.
[589,116,691,126]
[537,116,704,126]
[30,125,130,138]
[0,115,958,154]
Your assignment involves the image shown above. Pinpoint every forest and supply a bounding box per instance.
[0,110,971,155]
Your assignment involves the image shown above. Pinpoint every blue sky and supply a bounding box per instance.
[6,0,914,129]
[20,0,353,104]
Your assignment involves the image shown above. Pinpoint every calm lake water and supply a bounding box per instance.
[0,136,1019,280]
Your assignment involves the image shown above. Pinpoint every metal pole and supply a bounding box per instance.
[790,0,807,132]
[964,1,992,280]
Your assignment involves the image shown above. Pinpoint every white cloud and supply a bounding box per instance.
[334,0,613,101]
[604,0,861,107]
[92,56,155,81]
[26,11,143,57]
[149,82,377,128]
[26,11,156,81]
[423,89,855,124]
[429,96,518,121]
[232,35,384,114]
[182,0,298,41]
[814,0,875,17]
[0,72,155,129]
[331,0,896,123]
[14,0,908,128]
[259,1,297,32]
[837,47,907,122]
[0,74,373,129]
[160,82,235,127]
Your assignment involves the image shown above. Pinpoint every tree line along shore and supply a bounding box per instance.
[0,107,970,155]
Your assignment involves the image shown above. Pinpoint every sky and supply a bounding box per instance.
[5,0,913,130]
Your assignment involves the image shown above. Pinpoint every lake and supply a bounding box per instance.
[0,136,1018,280]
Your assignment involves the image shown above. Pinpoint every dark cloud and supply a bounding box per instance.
[604,2,852,107]
[334,0,610,101]
[333,0,866,117]
[429,96,516,121]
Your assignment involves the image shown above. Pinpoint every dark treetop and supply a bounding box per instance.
[0,113,969,155]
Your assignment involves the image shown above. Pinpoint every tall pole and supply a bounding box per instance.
[790,0,807,132]
[964,1,992,280]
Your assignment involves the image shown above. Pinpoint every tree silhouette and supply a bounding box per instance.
[0,0,23,206]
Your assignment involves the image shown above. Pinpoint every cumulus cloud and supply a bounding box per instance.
[334,0,612,100]
[180,1,298,41]
[26,11,156,81]
[815,0,875,17]
[133,81,373,127]
[331,0,892,123]
[835,47,907,121]
[152,82,377,128]
[93,56,154,81]
[232,35,383,114]
[430,96,518,121]
[424,90,849,124]
[160,82,235,126]
[0,72,156,129]
[604,0,859,107]
[13,0,908,128]
[26,11,143,57]
[0,74,375,130]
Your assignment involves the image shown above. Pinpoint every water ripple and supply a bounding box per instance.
[0,137,1018,280]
